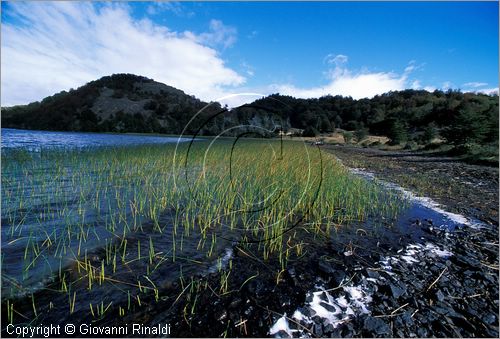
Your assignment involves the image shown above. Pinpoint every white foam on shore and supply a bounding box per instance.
[208,247,233,273]
[270,279,374,337]
[269,313,297,337]
[269,238,454,337]
[349,167,484,229]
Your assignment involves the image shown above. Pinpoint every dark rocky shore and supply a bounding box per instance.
[325,145,499,226]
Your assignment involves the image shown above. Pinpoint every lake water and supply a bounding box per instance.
[1,128,192,150]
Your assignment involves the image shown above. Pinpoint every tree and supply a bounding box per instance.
[354,125,369,142]
[441,105,487,147]
[422,122,437,144]
[302,126,318,137]
[387,119,408,145]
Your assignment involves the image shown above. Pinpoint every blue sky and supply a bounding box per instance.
[2,1,498,107]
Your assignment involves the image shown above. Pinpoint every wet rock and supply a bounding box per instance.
[318,260,337,275]
[275,330,289,338]
[484,313,497,325]
[417,327,429,337]
[229,298,242,309]
[366,269,380,280]
[400,311,414,326]
[435,289,445,302]
[297,306,311,318]
[332,270,346,286]
[390,283,406,299]
[343,323,355,337]
[320,301,337,313]
[314,323,323,337]
[363,316,390,336]
[329,327,342,337]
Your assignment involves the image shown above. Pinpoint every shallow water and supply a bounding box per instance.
[1,129,213,300]
[1,128,191,150]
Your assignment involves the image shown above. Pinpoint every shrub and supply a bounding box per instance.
[354,127,369,142]
[343,131,353,143]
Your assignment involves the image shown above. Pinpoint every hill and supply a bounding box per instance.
[2,74,498,160]
[2,74,221,134]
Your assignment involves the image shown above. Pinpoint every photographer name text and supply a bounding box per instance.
[6,323,171,337]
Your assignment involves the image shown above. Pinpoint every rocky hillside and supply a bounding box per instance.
[2,74,289,136]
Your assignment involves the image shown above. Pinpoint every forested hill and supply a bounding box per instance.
[244,90,498,149]
[2,73,498,157]
[1,74,224,135]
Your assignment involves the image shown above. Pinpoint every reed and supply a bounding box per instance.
[1,138,406,323]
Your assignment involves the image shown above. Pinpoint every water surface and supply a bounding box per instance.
[1,128,191,150]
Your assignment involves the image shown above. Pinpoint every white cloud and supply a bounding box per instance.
[324,54,348,66]
[146,2,187,17]
[1,2,245,106]
[463,81,488,88]
[187,19,237,49]
[403,60,425,74]
[465,87,499,95]
[442,81,454,90]
[411,80,421,89]
[272,54,411,99]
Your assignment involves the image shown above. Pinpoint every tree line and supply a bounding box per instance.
[2,74,498,160]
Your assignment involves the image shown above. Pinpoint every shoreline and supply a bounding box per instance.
[2,144,498,338]
[323,144,499,226]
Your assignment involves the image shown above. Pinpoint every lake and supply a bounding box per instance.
[1,128,192,150]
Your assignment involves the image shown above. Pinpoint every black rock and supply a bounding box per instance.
[229,298,242,309]
[343,323,355,338]
[484,313,497,325]
[411,280,423,290]
[366,269,380,280]
[275,330,289,338]
[329,327,342,337]
[332,270,346,285]
[400,311,414,326]
[314,323,323,337]
[390,283,406,299]
[243,305,254,316]
[319,302,337,313]
[435,290,445,302]
[323,323,335,334]
[319,260,337,275]
[363,316,390,336]
[417,327,428,337]
[317,291,329,302]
